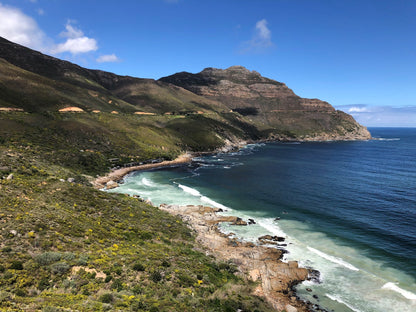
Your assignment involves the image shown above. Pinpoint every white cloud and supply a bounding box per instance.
[348,106,369,113]
[239,19,274,54]
[96,54,120,63]
[0,3,49,52]
[0,5,98,55]
[53,37,98,54]
[52,21,98,54]
[256,19,271,43]
[60,22,84,39]
[336,104,416,127]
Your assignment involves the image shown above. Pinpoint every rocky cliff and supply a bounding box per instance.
[160,66,371,141]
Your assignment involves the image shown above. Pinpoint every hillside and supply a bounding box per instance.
[0,36,371,311]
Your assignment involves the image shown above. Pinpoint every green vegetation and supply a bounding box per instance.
[0,138,275,311]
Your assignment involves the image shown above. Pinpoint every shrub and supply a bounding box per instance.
[139,231,153,240]
[150,271,162,283]
[99,293,114,303]
[0,264,5,273]
[77,255,89,266]
[132,262,145,271]
[104,275,112,283]
[38,277,50,290]
[10,260,24,270]
[35,252,62,265]
[14,288,27,297]
[51,262,70,275]
[2,246,12,253]
[111,279,123,291]
[42,307,64,312]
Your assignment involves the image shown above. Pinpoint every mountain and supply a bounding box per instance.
[0,37,370,311]
[0,36,230,115]
[0,35,370,162]
[160,66,371,140]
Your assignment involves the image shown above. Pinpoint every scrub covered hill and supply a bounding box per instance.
[0,35,370,311]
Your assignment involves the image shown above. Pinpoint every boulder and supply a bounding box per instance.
[285,304,298,312]
[258,235,285,242]
[6,173,13,180]
[231,217,247,226]
[105,180,119,189]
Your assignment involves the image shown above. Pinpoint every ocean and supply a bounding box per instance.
[109,127,416,312]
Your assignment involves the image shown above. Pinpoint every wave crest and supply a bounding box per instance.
[307,247,359,271]
[382,282,416,300]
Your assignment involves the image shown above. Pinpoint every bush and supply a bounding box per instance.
[0,264,5,273]
[35,252,62,265]
[51,262,70,275]
[111,279,123,291]
[2,246,12,253]
[99,293,114,304]
[38,277,50,290]
[42,307,64,312]
[150,271,162,283]
[77,255,89,266]
[14,288,27,297]
[132,262,145,271]
[10,260,24,270]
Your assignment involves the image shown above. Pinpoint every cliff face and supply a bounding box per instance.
[160,66,371,140]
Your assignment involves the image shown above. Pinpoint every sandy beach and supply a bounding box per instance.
[92,153,193,189]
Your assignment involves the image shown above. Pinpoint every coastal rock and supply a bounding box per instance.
[105,180,118,189]
[258,235,285,243]
[285,304,298,312]
[231,217,247,226]
[159,204,311,311]
[248,218,256,225]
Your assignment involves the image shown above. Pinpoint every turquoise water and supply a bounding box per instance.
[109,128,416,312]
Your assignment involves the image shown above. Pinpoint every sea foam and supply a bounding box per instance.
[178,184,201,197]
[256,218,287,238]
[178,184,229,210]
[307,246,359,271]
[382,282,416,300]
[325,294,362,312]
[141,177,154,187]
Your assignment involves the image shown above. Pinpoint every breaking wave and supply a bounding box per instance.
[307,246,360,271]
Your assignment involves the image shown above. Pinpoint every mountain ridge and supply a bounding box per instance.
[0,35,370,142]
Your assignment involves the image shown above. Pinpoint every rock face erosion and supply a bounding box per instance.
[160,66,371,141]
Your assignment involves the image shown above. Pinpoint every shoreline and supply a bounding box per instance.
[92,134,373,190]
[92,153,193,189]
[158,204,322,312]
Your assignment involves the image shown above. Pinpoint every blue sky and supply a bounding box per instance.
[0,0,415,126]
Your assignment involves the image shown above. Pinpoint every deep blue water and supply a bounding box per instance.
[111,128,416,311]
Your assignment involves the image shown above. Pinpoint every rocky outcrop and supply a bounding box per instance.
[160,66,371,141]
[159,204,315,311]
